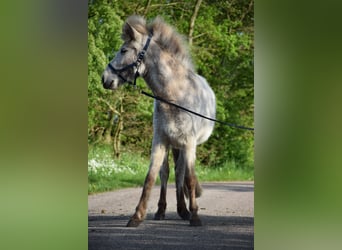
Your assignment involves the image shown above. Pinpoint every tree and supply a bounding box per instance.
[88,0,123,145]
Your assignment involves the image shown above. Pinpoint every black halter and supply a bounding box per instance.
[107,34,152,86]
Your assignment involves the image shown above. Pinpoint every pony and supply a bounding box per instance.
[101,15,216,227]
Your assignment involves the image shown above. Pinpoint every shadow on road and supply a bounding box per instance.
[89,213,254,250]
[201,182,254,193]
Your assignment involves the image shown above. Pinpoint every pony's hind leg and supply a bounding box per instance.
[173,148,191,220]
[154,149,170,220]
[127,141,167,227]
[185,171,202,226]
[184,142,202,226]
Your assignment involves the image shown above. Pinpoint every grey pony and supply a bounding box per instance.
[101,15,216,227]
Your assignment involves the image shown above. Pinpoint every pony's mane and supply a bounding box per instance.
[125,15,194,70]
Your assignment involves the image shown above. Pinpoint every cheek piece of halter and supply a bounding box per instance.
[107,34,152,87]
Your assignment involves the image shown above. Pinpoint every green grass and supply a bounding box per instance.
[88,145,254,194]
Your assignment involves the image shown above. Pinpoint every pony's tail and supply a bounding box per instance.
[184,177,202,199]
[195,181,203,197]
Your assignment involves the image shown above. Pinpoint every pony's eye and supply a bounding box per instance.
[121,48,128,54]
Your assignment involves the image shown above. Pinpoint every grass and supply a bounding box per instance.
[88,145,253,194]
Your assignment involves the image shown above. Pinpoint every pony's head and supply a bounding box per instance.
[102,15,193,90]
[102,15,150,89]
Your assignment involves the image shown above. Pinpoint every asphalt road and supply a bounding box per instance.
[88,182,254,250]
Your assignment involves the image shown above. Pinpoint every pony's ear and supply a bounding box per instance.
[122,22,140,42]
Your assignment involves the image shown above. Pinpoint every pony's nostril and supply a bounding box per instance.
[103,80,113,89]
[101,75,105,84]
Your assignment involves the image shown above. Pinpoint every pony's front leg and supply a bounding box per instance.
[127,141,167,227]
[154,149,169,220]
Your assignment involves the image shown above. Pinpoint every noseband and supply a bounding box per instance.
[107,34,152,86]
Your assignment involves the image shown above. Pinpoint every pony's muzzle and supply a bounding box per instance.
[101,74,113,89]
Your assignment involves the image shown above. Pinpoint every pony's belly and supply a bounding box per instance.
[163,123,190,148]
[162,120,214,148]
[196,126,214,145]
[154,104,215,148]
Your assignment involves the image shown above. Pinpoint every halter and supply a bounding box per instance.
[107,34,152,86]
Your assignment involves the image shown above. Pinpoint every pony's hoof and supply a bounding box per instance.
[126,218,142,227]
[178,209,191,220]
[190,217,202,226]
[154,212,165,220]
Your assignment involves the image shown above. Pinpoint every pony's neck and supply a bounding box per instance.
[142,50,190,99]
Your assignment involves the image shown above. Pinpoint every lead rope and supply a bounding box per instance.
[129,78,254,131]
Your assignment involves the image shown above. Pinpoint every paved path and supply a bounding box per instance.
[89,182,254,249]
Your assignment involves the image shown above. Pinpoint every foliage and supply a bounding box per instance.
[88,145,150,193]
[88,0,254,168]
[88,1,123,143]
[88,145,253,193]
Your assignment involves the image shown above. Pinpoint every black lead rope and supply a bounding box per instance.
[139,89,254,131]
[128,68,254,132]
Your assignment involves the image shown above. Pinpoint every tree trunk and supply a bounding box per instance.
[113,97,124,159]
[143,0,152,16]
[96,96,123,158]
[104,111,114,144]
[188,0,203,46]
[94,127,104,143]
